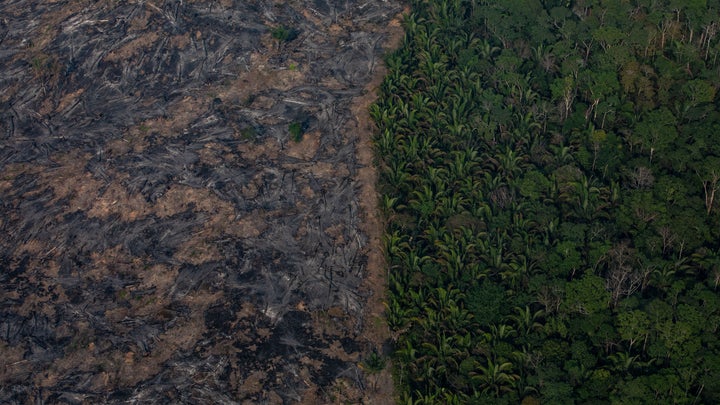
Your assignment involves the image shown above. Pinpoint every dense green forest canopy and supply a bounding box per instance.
[371,0,720,403]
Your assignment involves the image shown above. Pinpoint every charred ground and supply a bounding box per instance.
[0,0,402,403]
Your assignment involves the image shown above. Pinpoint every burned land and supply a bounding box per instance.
[0,0,403,403]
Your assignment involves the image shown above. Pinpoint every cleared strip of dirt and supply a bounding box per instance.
[348,7,407,402]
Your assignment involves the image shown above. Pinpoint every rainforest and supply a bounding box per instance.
[372,0,720,403]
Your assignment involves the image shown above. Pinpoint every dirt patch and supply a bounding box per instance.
[347,6,409,403]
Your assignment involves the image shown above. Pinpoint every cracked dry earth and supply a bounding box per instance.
[0,0,403,403]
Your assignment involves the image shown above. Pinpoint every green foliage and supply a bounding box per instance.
[361,350,387,374]
[240,126,257,140]
[617,310,651,350]
[372,0,720,402]
[564,275,611,315]
[270,25,298,44]
[466,280,508,326]
[288,121,303,142]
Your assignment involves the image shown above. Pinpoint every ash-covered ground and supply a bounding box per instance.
[0,0,402,403]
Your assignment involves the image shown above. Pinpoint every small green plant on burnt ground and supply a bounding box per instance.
[271,25,299,49]
[289,121,304,142]
[241,126,258,140]
[360,350,387,390]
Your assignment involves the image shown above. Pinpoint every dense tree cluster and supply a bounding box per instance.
[372,0,720,403]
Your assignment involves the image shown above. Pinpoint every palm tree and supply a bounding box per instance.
[408,285,429,310]
[607,351,639,374]
[507,306,545,338]
[436,247,466,282]
[426,166,449,194]
[420,332,458,374]
[560,174,603,220]
[427,79,448,104]
[485,238,511,275]
[385,296,410,332]
[489,324,517,346]
[478,39,501,60]
[428,286,463,314]
[550,143,576,167]
[400,134,422,162]
[495,145,527,180]
[383,159,413,193]
[444,305,474,335]
[423,221,447,247]
[401,247,431,276]
[384,230,410,268]
[375,128,399,160]
[435,194,467,220]
[471,359,520,397]
[448,148,479,181]
[649,262,677,291]
[541,217,560,247]
[500,254,538,289]
[409,185,438,223]
[396,98,421,132]
[380,194,400,221]
[410,311,442,356]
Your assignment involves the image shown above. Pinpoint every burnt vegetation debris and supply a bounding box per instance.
[0,0,402,403]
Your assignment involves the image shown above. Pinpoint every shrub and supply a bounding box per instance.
[288,122,303,142]
[271,26,299,43]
